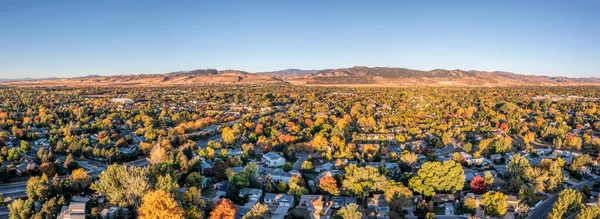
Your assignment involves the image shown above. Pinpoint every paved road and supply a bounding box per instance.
[293,153,309,170]
[0,181,27,200]
[125,158,149,168]
[527,180,594,219]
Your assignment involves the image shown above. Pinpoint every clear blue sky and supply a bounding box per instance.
[1,0,598,78]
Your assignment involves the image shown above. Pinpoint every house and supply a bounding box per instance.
[368,194,390,219]
[332,196,357,209]
[433,194,455,203]
[239,188,263,201]
[299,195,327,219]
[57,197,90,219]
[200,159,213,175]
[507,195,520,212]
[263,152,286,167]
[264,193,295,207]
[489,154,502,161]
[316,163,334,172]
[110,98,134,104]
[267,168,292,183]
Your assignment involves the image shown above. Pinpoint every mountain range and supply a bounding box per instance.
[2,66,600,87]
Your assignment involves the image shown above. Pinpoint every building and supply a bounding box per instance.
[263,152,286,167]
[57,197,90,219]
[267,168,292,183]
[332,196,357,209]
[239,188,263,201]
[264,193,295,207]
[110,98,134,104]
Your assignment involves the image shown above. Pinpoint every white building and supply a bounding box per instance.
[263,152,286,167]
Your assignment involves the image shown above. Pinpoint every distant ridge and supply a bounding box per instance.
[2,66,600,87]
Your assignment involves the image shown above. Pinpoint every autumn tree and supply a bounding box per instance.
[383,181,413,210]
[312,134,329,151]
[71,168,90,192]
[334,203,362,219]
[470,175,487,193]
[222,127,237,144]
[210,198,237,219]
[319,175,339,196]
[149,143,168,164]
[243,203,270,219]
[481,191,508,217]
[138,190,184,219]
[400,150,418,169]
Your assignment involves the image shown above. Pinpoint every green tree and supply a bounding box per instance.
[156,174,179,193]
[548,189,583,219]
[185,172,206,188]
[408,161,464,197]
[342,164,384,200]
[282,162,293,172]
[91,164,149,208]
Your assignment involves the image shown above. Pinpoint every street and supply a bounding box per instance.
[527,180,594,219]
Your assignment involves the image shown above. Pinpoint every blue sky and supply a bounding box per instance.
[0,0,598,78]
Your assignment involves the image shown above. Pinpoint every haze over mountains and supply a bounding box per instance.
[2,66,600,87]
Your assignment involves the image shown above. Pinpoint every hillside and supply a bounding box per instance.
[2,66,599,87]
[285,66,600,86]
[2,69,286,87]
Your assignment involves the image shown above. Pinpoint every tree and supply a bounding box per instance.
[243,203,270,219]
[182,187,204,206]
[26,174,50,201]
[548,189,583,219]
[577,206,600,219]
[481,191,508,217]
[7,198,34,219]
[507,154,532,181]
[334,204,362,219]
[71,168,90,191]
[518,185,539,207]
[483,171,494,185]
[222,127,237,144]
[342,164,384,200]
[63,154,78,170]
[301,160,313,172]
[156,174,179,193]
[383,181,413,210]
[282,162,293,172]
[312,134,329,151]
[319,175,339,196]
[91,164,149,208]
[210,198,237,219]
[408,161,464,197]
[470,175,487,193]
[463,197,477,214]
[400,151,418,168]
[149,143,168,164]
[20,140,30,153]
[138,190,184,219]
[185,172,206,188]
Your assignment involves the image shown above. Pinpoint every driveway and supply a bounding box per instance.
[293,153,309,170]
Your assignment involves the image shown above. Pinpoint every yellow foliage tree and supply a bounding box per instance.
[138,190,183,219]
